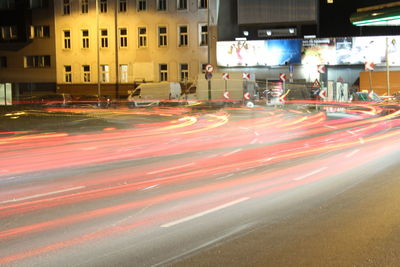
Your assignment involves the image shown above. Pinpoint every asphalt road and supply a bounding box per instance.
[1,103,400,266]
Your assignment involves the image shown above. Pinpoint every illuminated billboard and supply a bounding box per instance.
[217,40,302,67]
[217,36,400,67]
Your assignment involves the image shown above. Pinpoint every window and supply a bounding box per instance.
[100,0,107,13]
[64,65,72,83]
[180,63,189,82]
[82,29,89,48]
[119,0,127,12]
[101,29,108,48]
[30,0,48,8]
[25,55,51,68]
[119,28,127,47]
[178,25,188,47]
[0,57,7,68]
[158,26,167,47]
[101,65,109,83]
[177,0,187,10]
[120,64,128,83]
[138,27,147,48]
[81,0,88,13]
[0,26,17,40]
[82,65,90,82]
[63,30,71,49]
[159,64,168,81]
[0,0,15,9]
[31,25,50,38]
[198,0,207,9]
[157,0,166,10]
[199,24,208,46]
[137,0,146,11]
[63,0,70,15]
[201,63,207,73]
[327,0,334,3]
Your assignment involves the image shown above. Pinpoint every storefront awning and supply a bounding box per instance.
[350,2,400,26]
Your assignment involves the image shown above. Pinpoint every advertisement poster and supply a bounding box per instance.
[217,40,302,67]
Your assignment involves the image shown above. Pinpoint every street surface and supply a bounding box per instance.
[1,102,400,266]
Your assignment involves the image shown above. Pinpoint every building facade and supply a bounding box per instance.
[0,0,218,98]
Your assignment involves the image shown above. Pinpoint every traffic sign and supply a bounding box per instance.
[279,73,286,81]
[222,73,230,80]
[244,92,251,100]
[311,79,321,89]
[243,72,250,80]
[365,62,374,71]
[205,64,214,73]
[205,72,212,80]
[319,89,327,99]
[223,91,230,99]
[317,65,326,74]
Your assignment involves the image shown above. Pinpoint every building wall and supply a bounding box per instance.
[54,0,218,97]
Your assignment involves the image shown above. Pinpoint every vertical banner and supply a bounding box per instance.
[0,84,5,106]
[6,83,12,105]
[327,80,334,101]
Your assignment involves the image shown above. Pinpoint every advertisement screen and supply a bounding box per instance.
[217,36,400,67]
[217,40,302,67]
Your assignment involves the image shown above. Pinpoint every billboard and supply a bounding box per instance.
[217,40,302,67]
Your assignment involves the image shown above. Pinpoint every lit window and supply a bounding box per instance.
[64,65,72,83]
[0,26,17,40]
[180,63,189,82]
[137,0,146,11]
[199,24,208,46]
[119,0,127,12]
[81,0,88,13]
[198,0,207,9]
[101,29,108,48]
[158,26,167,47]
[25,55,51,68]
[0,57,7,68]
[177,0,187,10]
[101,65,109,83]
[157,0,166,11]
[120,64,128,83]
[119,28,128,47]
[159,64,168,81]
[82,65,90,82]
[63,0,70,15]
[63,30,71,49]
[178,25,188,47]
[82,29,89,48]
[100,0,107,13]
[138,27,147,48]
[31,25,50,38]
[327,0,333,3]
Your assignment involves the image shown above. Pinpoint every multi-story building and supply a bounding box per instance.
[0,0,218,99]
[0,0,56,97]
[54,0,218,98]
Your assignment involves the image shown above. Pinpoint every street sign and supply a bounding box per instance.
[205,72,213,80]
[205,64,214,73]
[223,91,230,99]
[222,73,230,80]
[365,62,374,71]
[243,72,250,80]
[311,79,321,89]
[244,92,251,100]
[289,65,294,73]
[279,73,286,81]
[317,65,326,74]
[319,89,327,99]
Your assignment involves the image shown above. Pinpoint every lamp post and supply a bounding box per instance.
[207,0,211,101]
[96,0,101,97]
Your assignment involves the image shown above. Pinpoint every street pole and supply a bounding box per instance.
[96,0,101,97]
[207,0,211,101]
[386,37,391,96]
[114,0,119,99]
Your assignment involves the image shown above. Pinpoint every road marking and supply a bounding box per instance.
[359,137,365,144]
[216,173,234,180]
[345,149,360,158]
[250,138,258,144]
[293,167,328,181]
[0,186,85,204]
[325,125,337,129]
[142,184,159,190]
[161,197,250,228]
[223,148,242,157]
[147,163,194,175]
